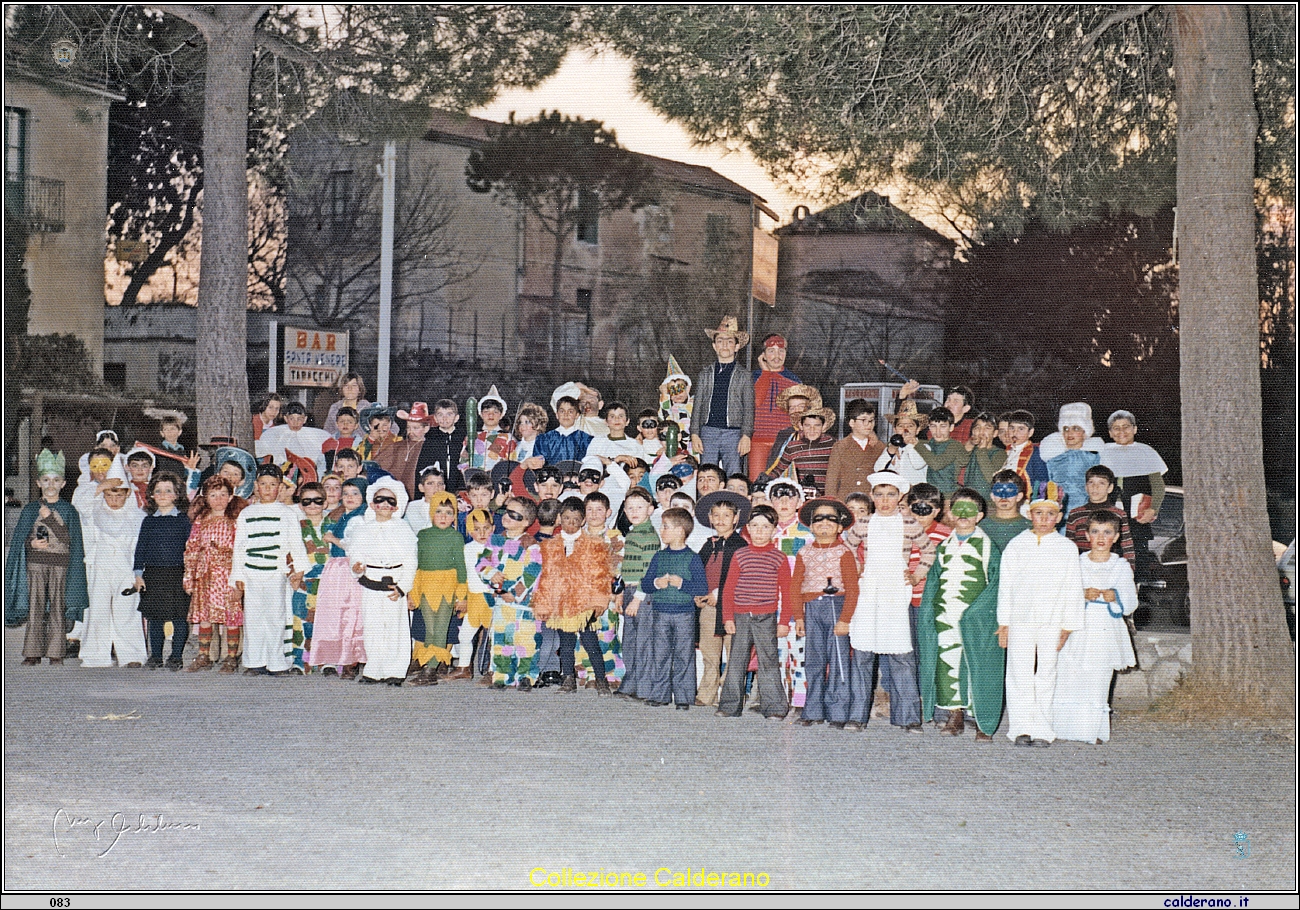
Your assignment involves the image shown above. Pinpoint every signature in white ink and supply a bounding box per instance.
[52,808,200,857]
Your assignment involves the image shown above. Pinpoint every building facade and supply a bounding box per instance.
[282,109,776,411]
[5,64,122,372]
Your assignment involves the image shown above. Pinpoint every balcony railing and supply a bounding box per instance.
[5,174,65,233]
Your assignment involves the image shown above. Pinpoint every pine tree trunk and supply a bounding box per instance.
[190,7,259,448]
[1171,5,1295,714]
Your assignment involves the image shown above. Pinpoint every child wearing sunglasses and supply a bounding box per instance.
[289,482,330,673]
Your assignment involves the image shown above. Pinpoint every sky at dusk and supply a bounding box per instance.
[470,49,820,227]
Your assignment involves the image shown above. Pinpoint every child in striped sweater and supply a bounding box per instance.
[717,505,791,720]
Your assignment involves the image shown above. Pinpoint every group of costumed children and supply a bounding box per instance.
[8,318,1158,747]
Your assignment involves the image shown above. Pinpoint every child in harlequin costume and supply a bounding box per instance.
[1052,509,1138,744]
[766,478,814,708]
[229,463,309,675]
[918,488,1004,741]
[478,496,545,688]
[444,508,495,680]
[658,355,694,456]
[533,498,613,694]
[996,493,1085,747]
[308,478,368,677]
[406,492,468,686]
[461,386,517,473]
[574,491,625,688]
[6,450,89,664]
[182,476,246,672]
[348,476,418,685]
[289,481,331,672]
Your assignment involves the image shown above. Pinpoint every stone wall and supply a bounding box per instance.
[1113,629,1192,704]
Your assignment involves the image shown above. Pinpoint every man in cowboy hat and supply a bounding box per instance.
[376,402,433,498]
[691,316,754,476]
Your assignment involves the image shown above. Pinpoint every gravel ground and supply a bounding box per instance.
[4,627,1294,892]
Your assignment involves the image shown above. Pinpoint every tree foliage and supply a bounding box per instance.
[594,6,1293,233]
[465,110,655,368]
[595,5,1295,714]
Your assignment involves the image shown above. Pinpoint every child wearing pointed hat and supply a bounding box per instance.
[658,354,695,456]
[461,386,517,474]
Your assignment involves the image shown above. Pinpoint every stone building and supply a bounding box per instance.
[5,61,123,372]
[282,108,777,412]
[762,192,955,397]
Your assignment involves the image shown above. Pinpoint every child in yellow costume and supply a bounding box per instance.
[407,492,467,685]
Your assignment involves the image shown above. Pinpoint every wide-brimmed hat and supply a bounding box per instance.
[867,471,910,495]
[695,490,751,529]
[214,446,257,498]
[705,316,750,348]
[396,402,431,424]
[359,403,398,427]
[775,383,823,414]
[888,399,929,430]
[797,405,837,433]
[799,497,853,529]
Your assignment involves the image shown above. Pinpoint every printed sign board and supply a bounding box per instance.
[283,326,349,388]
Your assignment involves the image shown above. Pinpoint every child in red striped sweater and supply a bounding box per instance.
[717,505,791,720]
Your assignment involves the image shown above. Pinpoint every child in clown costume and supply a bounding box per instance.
[478,496,545,688]
[406,491,468,686]
[658,354,694,457]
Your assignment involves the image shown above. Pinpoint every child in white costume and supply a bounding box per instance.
[1053,510,1138,743]
[229,464,308,674]
[80,485,148,667]
[348,476,418,685]
[996,495,1085,746]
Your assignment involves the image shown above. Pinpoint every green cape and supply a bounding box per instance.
[918,531,1005,735]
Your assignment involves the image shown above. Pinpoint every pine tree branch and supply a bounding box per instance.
[1081,5,1155,52]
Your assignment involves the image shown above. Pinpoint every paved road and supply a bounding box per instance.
[4,628,1294,892]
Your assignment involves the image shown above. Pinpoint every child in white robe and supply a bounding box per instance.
[1053,510,1138,744]
[348,477,418,685]
[997,495,1085,746]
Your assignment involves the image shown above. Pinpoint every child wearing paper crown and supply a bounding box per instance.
[6,449,89,665]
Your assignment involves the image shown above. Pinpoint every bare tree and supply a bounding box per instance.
[284,144,476,331]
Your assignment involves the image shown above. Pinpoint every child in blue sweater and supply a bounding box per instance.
[641,508,708,709]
